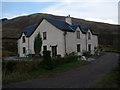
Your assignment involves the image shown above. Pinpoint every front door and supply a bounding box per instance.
[51,46,57,57]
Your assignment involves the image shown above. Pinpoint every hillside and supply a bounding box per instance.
[2,13,120,56]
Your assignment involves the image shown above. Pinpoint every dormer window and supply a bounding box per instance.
[77,31,80,39]
[43,32,47,40]
[88,32,91,39]
[22,36,25,43]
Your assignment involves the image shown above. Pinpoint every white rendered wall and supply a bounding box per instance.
[28,19,65,57]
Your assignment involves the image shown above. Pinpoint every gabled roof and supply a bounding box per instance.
[45,18,75,32]
[17,17,97,39]
[71,24,97,35]
[22,24,38,37]
[17,24,38,39]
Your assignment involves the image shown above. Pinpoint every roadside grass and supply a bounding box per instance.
[99,45,120,53]
[90,65,120,88]
[3,60,90,85]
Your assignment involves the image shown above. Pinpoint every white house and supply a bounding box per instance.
[17,15,98,57]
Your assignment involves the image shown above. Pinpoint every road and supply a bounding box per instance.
[3,52,119,88]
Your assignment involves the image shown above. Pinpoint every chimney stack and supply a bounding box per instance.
[65,14,72,25]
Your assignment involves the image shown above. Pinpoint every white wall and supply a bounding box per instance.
[28,19,65,57]
[86,29,98,54]
[66,27,87,56]
[18,19,98,57]
[18,33,29,57]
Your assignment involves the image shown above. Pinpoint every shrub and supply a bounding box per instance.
[69,52,77,56]
[34,33,42,56]
[43,50,51,60]
[2,60,17,75]
[41,50,54,70]
[2,60,41,75]
[52,55,78,66]
[15,60,41,73]
[83,51,93,57]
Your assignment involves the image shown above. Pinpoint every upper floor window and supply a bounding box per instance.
[77,31,80,39]
[88,32,91,39]
[77,44,81,52]
[43,32,47,40]
[22,36,25,43]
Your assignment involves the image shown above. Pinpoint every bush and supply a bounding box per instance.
[15,60,41,73]
[2,60,41,75]
[2,60,17,75]
[69,52,77,56]
[53,55,78,66]
[41,50,54,70]
[83,51,93,57]
[43,50,51,60]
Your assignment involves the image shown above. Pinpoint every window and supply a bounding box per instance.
[88,44,91,52]
[22,36,25,43]
[23,47,26,54]
[77,44,81,52]
[43,46,47,51]
[43,32,47,40]
[88,32,91,39]
[77,31,80,39]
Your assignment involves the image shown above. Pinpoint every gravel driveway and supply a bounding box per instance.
[3,52,119,88]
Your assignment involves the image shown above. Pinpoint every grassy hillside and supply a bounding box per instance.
[2,13,120,56]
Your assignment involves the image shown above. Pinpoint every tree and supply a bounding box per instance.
[34,33,42,56]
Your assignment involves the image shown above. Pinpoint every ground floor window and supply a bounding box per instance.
[43,45,47,51]
[77,44,81,52]
[88,44,91,52]
[23,47,26,54]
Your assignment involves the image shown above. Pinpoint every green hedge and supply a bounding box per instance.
[41,50,54,70]
[53,55,78,65]
[83,51,93,57]
[2,60,41,75]
[2,55,79,75]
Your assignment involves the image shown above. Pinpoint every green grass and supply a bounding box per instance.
[99,45,120,53]
[90,66,120,88]
[3,60,90,85]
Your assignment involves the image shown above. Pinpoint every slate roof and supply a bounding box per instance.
[45,18,75,32]
[22,24,38,37]
[17,17,97,39]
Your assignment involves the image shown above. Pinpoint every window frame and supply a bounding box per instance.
[77,44,81,52]
[77,31,80,39]
[88,44,91,52]
[23,47,26,54]
[22,36,25,43]
[88,32,91,40]
[43,32,47,40]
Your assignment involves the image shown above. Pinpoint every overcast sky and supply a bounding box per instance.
[1,0,119,25]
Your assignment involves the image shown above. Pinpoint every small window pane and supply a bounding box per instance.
[23,47,26,54]
[43,32,47,40]
[77,44,81,52]
[22,36,25,43]
[77,31,80,39]
[88,32,91,39]
[88,44,91,52]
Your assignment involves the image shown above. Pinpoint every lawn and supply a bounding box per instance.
[90,65,120,88]
[3,59,90,85]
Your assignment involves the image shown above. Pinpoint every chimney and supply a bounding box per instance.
[65,14,72,25]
